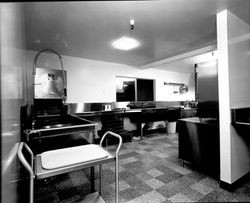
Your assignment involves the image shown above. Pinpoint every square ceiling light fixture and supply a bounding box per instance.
[112,36,140,50]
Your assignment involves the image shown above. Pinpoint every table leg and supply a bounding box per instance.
[140,123,143,140]
[140,123,146,140]
[99,165,102,195]
[90,166,95,192]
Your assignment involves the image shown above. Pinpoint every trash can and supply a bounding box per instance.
[167,121,176,134]
[166,108,181,134]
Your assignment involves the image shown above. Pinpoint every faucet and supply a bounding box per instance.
[31,49,67,127]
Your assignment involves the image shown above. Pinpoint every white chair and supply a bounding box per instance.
[18,131,122,203]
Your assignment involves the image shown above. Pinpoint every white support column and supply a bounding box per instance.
[217,8,250,185]
[217,10,232,184]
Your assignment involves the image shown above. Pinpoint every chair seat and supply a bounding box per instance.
[40,144,109,170]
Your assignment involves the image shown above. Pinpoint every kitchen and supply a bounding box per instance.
[1,1,250,203]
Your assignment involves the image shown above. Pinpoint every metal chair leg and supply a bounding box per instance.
[115,157,119,203]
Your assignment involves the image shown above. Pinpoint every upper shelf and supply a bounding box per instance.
[232,108,250,124]
[231,108,250,133]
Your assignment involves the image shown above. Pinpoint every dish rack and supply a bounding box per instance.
[18,131,122,203]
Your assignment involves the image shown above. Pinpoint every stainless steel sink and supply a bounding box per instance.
[26,114,98,141]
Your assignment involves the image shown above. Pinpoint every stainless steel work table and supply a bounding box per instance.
[74,107,181,139]
[125,107,181,139]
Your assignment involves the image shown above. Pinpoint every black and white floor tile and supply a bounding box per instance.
[35,133,250,203]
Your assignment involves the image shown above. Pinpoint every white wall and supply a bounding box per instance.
[217,10,250,184]
[25,50,195,103]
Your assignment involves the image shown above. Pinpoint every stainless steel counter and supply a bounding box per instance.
[68,102,182,115]
[68,102,129,114]
[178,117,218,125]
[67,102,183,139]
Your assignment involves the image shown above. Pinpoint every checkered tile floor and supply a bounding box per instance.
[35,133,250,202]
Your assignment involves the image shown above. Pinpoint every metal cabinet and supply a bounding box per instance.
[178,117,219,178]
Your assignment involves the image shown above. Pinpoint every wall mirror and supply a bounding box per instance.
[116,76,154,102]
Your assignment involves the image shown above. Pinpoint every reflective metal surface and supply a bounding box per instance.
[35,68,66,99]
[179,84,189,94]
[67,101,184,115]
[25,114,97,140]
[41,123,72,129]
[68,102,115,114]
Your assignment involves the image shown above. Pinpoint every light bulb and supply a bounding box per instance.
[130,19,135,26]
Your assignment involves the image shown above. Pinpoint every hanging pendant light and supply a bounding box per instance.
[112,18,140,50]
